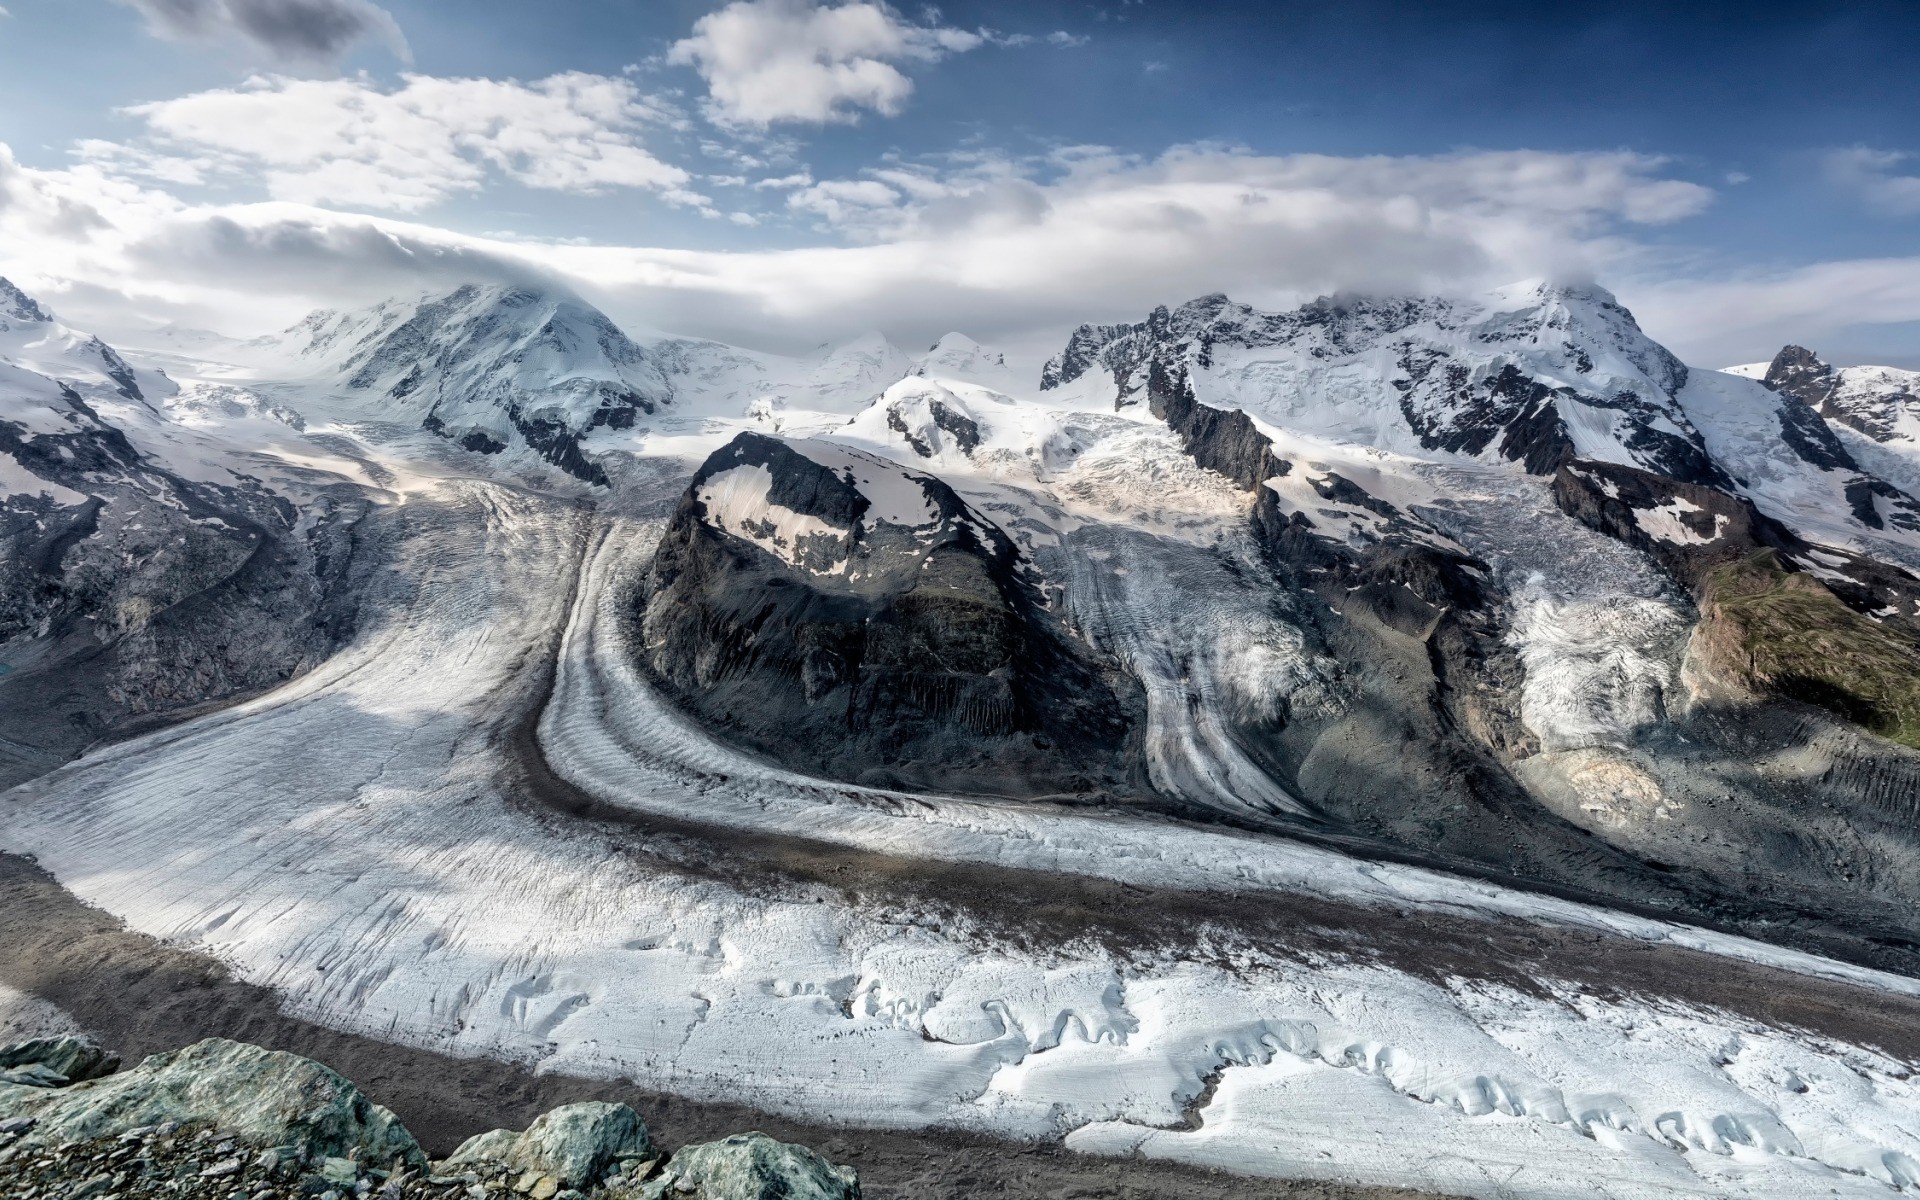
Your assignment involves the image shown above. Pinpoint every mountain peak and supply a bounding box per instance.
[0,277,51,324]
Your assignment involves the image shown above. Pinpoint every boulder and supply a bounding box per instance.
[638,1132,858,1200]
[443,1101,654,1190]
[0,1037,423,1170]
[0,1034,120,1084]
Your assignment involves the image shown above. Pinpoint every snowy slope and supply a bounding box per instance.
[274,285,672,483]
[1044,281,1723,484]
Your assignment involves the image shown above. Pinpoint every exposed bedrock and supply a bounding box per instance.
[1147,366,1920,972]
[637,431,1143,799]
[1552,456,1920,747]
[0,390,376,788]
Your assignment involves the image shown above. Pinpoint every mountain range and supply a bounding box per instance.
[11,273,1920,1198]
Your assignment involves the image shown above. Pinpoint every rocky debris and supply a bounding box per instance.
[0,1037,858,1200]
[443,1103,654,1192]
[635,1133,857,1200]
[0,1034,119,1085]
[639,431,1142,799]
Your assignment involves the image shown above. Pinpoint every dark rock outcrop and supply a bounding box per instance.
[638,432,1142,798]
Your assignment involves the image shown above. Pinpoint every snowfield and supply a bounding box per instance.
[11,280,1920,1198]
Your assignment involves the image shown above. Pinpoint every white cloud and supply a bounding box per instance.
[82,72,693,213]
[1622,256,1920,368]
[0,138,1739,364]
[668,0,985,125]
[787,177,901,221]
[1825,147,1920,217]
[116,0,409,65]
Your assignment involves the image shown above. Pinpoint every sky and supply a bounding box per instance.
[0,0,1918,368]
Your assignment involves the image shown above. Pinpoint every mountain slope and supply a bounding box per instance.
[0,279,372,786]
[1030,281,1920,972]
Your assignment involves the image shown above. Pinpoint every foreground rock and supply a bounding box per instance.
[637,1132,858,1200]
[0,1038,422,1170]
[444,1101,656,1193]
[0,1035,858,1200]
[0,1033,118,1086]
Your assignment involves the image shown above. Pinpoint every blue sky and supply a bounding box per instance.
[1,0,1917,365]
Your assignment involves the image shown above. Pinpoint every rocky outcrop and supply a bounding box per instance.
[638,431,1142,798]
[0,1036,858,1200]
[0,1035,118,1087]
[1760,344,1920,445]
[636,1133,858,1200]
[0,1038,423,1171]
[445,1102,655,1193]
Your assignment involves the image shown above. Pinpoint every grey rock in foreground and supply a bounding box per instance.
[637,1132,858,1200]
[0,1035,858,1200]
[0,1037,422,1170]
[444,1100,656,1191]
[0,1033,119,1085]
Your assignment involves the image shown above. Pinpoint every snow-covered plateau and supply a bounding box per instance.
[9,277,1920,1197]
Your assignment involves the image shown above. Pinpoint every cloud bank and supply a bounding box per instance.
[1,135,1787,366]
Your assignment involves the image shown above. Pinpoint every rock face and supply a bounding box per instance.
[639,431,1142,798]
[0,280,370,788]
[0,1038,423,1170]
[636,1133,858,1200]
[445,1102,655,1191]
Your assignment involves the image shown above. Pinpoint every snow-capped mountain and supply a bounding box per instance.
[283,284,672,483]
[1747,343,1920,447]
[1045,281,1723,483]
[912,331,1013,388]
[0,279,365,785]
[19,271,1920,1200]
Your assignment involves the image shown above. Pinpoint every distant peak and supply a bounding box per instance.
[0,277,51,323]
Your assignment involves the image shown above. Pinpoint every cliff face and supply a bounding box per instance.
[638,431,1142,798]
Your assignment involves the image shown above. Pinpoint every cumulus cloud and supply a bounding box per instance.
[80,72,693,213]
[1825,147,1920,217]
[116,0,409,65]
[668,0,985,125]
